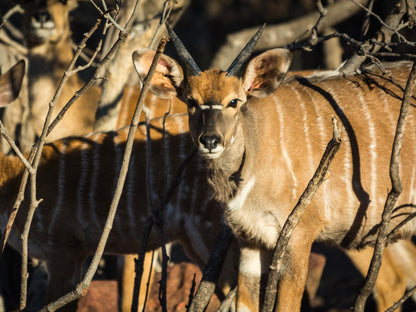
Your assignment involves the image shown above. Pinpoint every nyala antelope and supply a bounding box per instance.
[135,25,416,311]
[0,63,236,311]
[12,0,100,149]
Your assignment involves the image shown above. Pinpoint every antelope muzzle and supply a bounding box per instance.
[196,109,225,158]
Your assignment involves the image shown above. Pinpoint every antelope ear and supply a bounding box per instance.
[242,49,292,98]
[0,60,25,107]
[132,49,184,99]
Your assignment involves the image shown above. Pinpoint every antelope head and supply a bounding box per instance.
[18,0,77,47]
[133,25,292,159]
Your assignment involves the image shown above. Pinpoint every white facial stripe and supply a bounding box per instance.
[200,104,223,110]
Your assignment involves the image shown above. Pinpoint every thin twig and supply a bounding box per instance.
[0,121,34,174]
[66,18,104,75]
[186,274,197,312]
[217,287,237,312]
[0,4,23,29]
[385,284,416,312]
[47,17,104,136]
[262,117,342,312]
[131,217,154,312]
[352,62,416,312]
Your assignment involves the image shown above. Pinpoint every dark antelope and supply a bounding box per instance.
[134,25,416,311]
[0,61,237,311]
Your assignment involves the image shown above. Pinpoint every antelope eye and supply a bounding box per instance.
[227,99,239,108]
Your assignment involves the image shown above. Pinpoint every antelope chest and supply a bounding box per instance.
[224,176,280,249]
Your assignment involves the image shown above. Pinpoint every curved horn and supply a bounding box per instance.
[166,24,201,77]
[226,24,266,77]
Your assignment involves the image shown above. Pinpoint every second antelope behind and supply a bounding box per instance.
[135,26,416,311]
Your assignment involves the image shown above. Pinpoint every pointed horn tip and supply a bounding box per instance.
[226,23,267,77]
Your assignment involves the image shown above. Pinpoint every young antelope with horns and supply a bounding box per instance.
[134,25,416,311]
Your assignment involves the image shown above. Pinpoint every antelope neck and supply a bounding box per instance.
[205,123,247,202]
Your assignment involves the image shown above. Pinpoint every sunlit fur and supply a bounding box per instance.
[191,62,416,311]
[134,47,416,312]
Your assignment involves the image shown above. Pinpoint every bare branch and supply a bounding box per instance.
[340,0,408,74]
[385,284,416,312]
[188,225,234,312]
[262,117,342,312]
[0,121,34,174]
[352,62,416,312]
[217,287,237,312]
[211,0,367,69]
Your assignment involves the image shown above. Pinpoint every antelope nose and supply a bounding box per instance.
[200,135,220,152]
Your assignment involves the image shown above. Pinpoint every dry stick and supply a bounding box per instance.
[46,17,104,136]
[407,0,416,26]
[360,0,374,40]
[49,0,141,136]
[262,117,342,312]
[0,4,23,29]
[186,274,197,312]
[0,122,34,174]
[211,0,366,69]
[141,249,155,312]
[386,284,416,312]
[352,62,416,312]
[188,225,234,312]
[39,38,168,312]
[340,0,407,74]
[131,217,154,312]
[217,287,237,312]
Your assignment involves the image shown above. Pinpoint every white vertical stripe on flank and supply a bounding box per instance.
[273,96,298,198]
[302,85,332,216]
[77,140,90,228]
[49,140,67,235]
[377,89,396,132]
[288,85,314,169]
[89,134,101,230]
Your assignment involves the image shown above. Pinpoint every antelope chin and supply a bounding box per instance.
[199,145,225,159]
